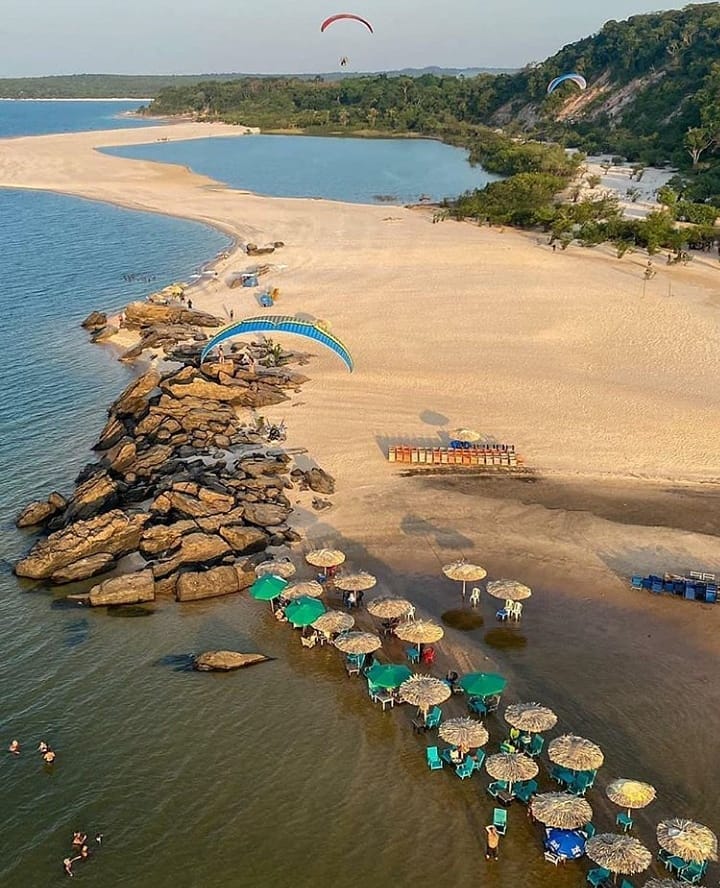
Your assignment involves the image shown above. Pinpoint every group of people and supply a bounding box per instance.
[7,738,56,764]
[63,831,102,877]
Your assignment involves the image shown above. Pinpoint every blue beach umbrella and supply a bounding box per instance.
[545,828,586,860]
[285,596,326,627]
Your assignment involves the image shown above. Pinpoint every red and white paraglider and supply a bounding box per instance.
[321,13,374,69]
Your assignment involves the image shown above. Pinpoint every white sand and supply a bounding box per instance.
[581,155,676,219]
[1,122,720,610]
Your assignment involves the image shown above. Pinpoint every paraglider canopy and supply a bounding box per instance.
[547,73,587,95]
[320,13,374,33]
[340,56,349,67]
[200,315,354,372]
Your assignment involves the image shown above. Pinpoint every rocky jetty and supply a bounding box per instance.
[14,319,330,605]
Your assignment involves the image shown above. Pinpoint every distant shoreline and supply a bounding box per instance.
[0,97,151,102]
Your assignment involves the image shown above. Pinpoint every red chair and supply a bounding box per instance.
[421,646,436,665]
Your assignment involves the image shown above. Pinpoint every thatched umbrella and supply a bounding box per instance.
[399,675,451,716]
[450,428,481,443]
[333,631,382,655]
[394,619,444,653]
[530,793,593,830]
[505,702,557,734]
[438,717,489,752]
[305,548,346,576]
[254,559,296,579]
[442,561,487,599]
[282,580,324,600]
[486,579,532,602]
[366,596,413,619]
[657,819,718,864]
[548,734,604,772]
[586,834,652,883]
[312,610,354,636]
[334,571,377,593]
[606,779,657,820]
[485,752,538,794]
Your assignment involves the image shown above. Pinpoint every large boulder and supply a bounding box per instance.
[15,510,150,580]
[150,484,236,520]
[305,467,336,495]
[193,650,270,671]
[81,310,107,331]
[152,532,231,579]
[160,367,287,407]
[139,520,195,557]
[63,470,118,523]
[91,324,119,342]
[123,301,222,330]
[94,415,127,451]
[50,553,116,584]
[112,369,161,418]
[242,502,291,527]
[88,570,155,606]
[175,564,242,601]
[105,438,138,474]
[218,525,268,554]
[124,444,174,479]
[16,492,66,528]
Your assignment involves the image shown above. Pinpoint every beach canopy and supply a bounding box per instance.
[320,13,373,33]
[305,548,346,569]
[312,610,354,635]
[485,752,538,786]
[458,672,507,698]
[254,559,296,579]
[282,580,324,600]
[545,828,587,860]
[505,702,557,733]
[200,315,354,371]
[586,834,652,876]
[250,574,289,601]
[334,571,377,592]
[438,717,489,749]
[548,734,604,772]
[547,72,587,94]
[394,619,444,647]
[333,631,382,655]
[450,428,481,443]
[366,596,413,619]
[365,663,412,690]
[399,675,451,712]
[285,596,326,627]
[606,779,657,816]
[530,793,593,830]
[486,579,532,602]
[656,819,718,864]
[442,560,487,585]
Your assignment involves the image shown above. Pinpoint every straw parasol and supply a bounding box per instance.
[333,631,382,655]
[399,675,451,714]
[450,428,481,442]
[586,834,652,880]
[657,819,718,864]
[485,752,538,793]
[486,579,533,602]
[334,571,377,593]
[442,561,487,598]
[394,619,444,652]
[530,793,593,830]
[606,779,657,820]
[282,580,324,600]
[548,734,604,772]
[439,717,489,751]
[312,610,354,636]
[254,560,296,579]
[505,702,557,734]
[366,596,413,619]
[305,548,346,575]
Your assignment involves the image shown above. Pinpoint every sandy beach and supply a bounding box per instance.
[3,119,720,874]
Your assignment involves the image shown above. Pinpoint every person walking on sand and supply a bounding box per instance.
[187,298,193,309]
[470,587,480,608]
[8,739,20,755]
[485,825,500,860]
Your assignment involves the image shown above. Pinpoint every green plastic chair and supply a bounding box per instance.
[587,867,611,887]
[616,812,634,832]
[425,706,442,729]
[426,746,443,771]
[492,808,507,835]
[514,779,538,804]
[455,758,474,780]
[581,822,596,839]
[487,780,508,798]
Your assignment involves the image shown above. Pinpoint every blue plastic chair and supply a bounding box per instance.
[468,697,487,716]
[581,822,596,839]
[455,758,474,780]
[551,765,574,787]
[619,881,635,888]
[631,575,644,588]
[678,861,706,884]
[406,646,420,664]
[514,779,538,804]
[587,867,611,887]
[616,812,633,832]
[471,749,486,771]
[527,734,545,757]
[425,706,442,729]
[487,780,508,798]
[441,746,460,765]
[426,746,443,771]
[493,807,507,835]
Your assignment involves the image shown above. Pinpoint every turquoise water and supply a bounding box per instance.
[105,134,499,204]
[0,100,149,138]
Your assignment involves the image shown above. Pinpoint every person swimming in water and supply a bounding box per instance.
[8,739,20,755]
[63,857,79,877]
[38,741,49,754]
[43,748,56,764]
[72,832,87,847]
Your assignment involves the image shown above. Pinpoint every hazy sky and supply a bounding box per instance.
[2,0,688,76]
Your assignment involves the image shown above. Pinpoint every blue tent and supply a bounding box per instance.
[545,828,586,859]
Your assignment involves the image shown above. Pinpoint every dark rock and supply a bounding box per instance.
[305,467,336,495]
[91,324,119,342]
[112,370,161,418]
[94,415,127,451]
[242,502,291,527]
[64,470,118,523]
[81,310,107,331]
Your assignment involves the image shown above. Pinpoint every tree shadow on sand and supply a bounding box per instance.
[441,609,484,631]
[483,627,528,651]
[400,513,473,551]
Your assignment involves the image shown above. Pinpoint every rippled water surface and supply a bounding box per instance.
[0,100,148,138]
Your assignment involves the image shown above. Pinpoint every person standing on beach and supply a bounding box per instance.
[485,825,500,860]
[187,299,193,309]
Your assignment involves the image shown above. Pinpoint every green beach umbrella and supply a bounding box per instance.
[285,596,326,627]
[366,663,413,690]
[459,672,507,698]
[250,574,289,606]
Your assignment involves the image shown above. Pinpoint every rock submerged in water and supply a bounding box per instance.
[193,650,270,671]
[88,570,155,607]
[15,491,67,528]
[50,553,117,585]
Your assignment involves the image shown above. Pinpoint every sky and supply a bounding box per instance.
[1,0,691,77]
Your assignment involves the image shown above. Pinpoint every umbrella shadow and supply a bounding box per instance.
[400,513,473,551]
[419,410,449,426]
[483,626,528,651]
[441,609,484,631]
